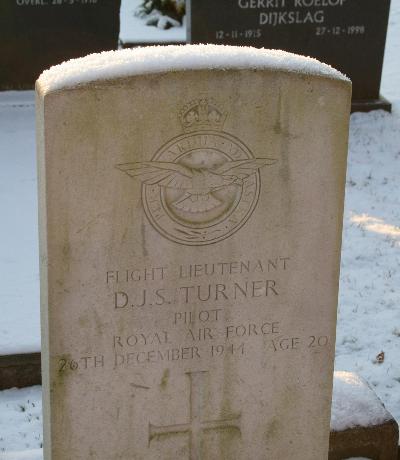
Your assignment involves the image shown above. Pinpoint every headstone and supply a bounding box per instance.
[36,45,351,459]
[187,0,391,112]
[0,0,121,90]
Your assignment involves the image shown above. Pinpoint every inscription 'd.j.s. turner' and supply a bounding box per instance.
[117,98,277,246]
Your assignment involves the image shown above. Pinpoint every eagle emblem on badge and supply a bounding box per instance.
[117,98,276,246]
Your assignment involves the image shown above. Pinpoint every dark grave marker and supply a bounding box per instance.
[0,0,121,90]
[188,0,392,112]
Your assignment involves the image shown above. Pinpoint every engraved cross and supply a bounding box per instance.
[149,371,241,460]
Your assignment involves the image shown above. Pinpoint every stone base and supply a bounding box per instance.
[329,419,399,459]
[351,96,392,113]
[0,353,41,390]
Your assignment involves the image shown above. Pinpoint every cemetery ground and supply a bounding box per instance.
[0,1,399,459]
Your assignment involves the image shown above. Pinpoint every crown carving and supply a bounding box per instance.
[179,99,227,133]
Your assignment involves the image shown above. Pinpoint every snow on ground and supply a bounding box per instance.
[119,0,185,44]
[335,107,400,428]
[0,386,42,457]
[382,0,400,105]
[0,0,399,456]
[0,451,42,460]
[0,92,40,355]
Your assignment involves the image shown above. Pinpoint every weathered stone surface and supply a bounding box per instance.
[36,47,351,459]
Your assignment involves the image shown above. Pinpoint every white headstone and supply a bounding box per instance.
[37,45,351,460]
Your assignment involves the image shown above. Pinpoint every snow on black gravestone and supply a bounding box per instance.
[0,0,121,90]
[188,0,391,112]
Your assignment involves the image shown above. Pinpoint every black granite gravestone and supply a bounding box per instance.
[188,0,392,112]
[0,0,121,90]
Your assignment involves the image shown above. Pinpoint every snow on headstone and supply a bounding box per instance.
[37,44,348,93]
[36,44,351,459]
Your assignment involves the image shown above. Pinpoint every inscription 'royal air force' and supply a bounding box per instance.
[117,99,277,245]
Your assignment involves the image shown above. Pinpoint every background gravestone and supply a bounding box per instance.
[188,0,391,112]
[37,46,351,459]
[0,0,121,90]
